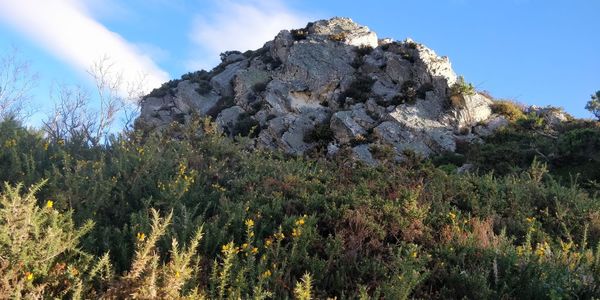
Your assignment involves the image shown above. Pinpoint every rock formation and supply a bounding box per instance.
[137,17,506,163]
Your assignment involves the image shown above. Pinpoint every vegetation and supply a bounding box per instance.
[2,47,600,299]
[1,112,600,298]
[328,33,347,42]
[586,91,600,120]
[340,74,376,105]
[491,100,526,121]
[450,76,475,97]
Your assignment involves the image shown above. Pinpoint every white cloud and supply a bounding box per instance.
[0,0,170,96]
[188,0,313,71]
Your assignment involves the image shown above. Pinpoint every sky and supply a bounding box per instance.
[0,0,598,124]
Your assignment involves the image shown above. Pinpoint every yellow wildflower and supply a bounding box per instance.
[251,247,259,254]
[292,228,302,238]
[242,243,249,249]
[274,232,285,240]
[261,270,272,279]
[295,217,305,226]
[411,251,418,258]
[264,238,273,247]
[46,200,54,208]
[137,232,146,242]
[526,217,535,223]
[26,272,33,281]
[245,219,255,228]
[222,243,231,253]
[448,211,456,220]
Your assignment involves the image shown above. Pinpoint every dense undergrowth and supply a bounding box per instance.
[1,115,600,299]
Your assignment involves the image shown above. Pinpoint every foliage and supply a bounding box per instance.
[340,74,375,105]
[585,90,600,120]
[450,76,475,97]
[328,32,347,42]
[491,100,526,121]
[2,117,600,298]
[290,29,308,41]
[304,123,334,145]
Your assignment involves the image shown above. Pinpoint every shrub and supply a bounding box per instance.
[491,100,526,121]
[355,45,373,57]
[195,80,212,95]
[304,123,334,144]
[585,90,600,120]
[144,79,179,99]
[340,74,375,105]
[232,113,260,137]
[328,32,347,42]
[252,81,269,94]
[291,29,308,41]
[0,181,94,299]
[450,76,475,97]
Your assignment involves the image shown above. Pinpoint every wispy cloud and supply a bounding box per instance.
[0,0,170,96]
[187,0,314,71]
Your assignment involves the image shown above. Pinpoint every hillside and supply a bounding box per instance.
[1,17,600,299]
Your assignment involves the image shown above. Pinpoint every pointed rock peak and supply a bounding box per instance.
[300,17,379,48]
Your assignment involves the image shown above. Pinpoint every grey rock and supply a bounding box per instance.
[137,17,505,165]
[211,60,248,97]
[216,106,245,134]
[353,144,377,166]
[453,93,493,129]
[330,111,367,143]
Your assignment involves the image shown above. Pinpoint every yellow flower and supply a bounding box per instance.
[242,243,249,249]
[448,211,456,220]
[46,200,54,208]
[264,238,273,247]
[274,232,285,240]
[175,271,180,278]
[222,243,231,253]
[292,228,302,238]
[245,219,255,228]
[526,217,535,223]
[26,272,33,281]
[251,247,259,254]
[137,232,146,242]
[261,270,272,279]
[411,251,418,258]
[295,217,305,226]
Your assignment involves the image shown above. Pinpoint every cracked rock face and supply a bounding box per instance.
[137,17,503,163]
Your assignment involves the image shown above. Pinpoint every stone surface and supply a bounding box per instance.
[137,17,528,164]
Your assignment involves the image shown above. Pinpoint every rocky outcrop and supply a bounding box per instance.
[137,17,505,163]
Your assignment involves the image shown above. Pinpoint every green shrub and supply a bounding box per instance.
[232,113,260,137]
[340,74,375,105]
[304,123,334,144]
[1,117,600,298]
[450,76,475,97]
[585,90,600,120]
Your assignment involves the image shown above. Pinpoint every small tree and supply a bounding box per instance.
[0,47,37,121]
[585,90,600,120]
[42,55,146,146]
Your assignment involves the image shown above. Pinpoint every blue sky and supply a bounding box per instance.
[0,0,598,123]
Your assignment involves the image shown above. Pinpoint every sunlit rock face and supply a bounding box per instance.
[138,17,502,163]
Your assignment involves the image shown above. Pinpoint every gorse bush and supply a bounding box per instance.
[1,116,600,298]
[491,100,526,121]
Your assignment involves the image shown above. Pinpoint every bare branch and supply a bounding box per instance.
[0,47,38,121]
